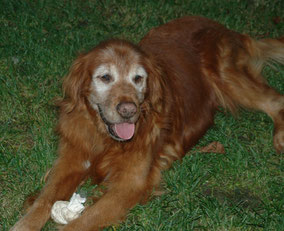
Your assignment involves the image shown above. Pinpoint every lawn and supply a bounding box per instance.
[0,0,283,230]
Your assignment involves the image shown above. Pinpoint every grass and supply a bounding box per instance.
[0,0,283,230]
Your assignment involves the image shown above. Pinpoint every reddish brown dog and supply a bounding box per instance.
[11,16,284,231]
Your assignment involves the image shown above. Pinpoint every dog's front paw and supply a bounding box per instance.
[10,220,35,231]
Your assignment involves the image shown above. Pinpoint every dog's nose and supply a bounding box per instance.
[116,102,137,119]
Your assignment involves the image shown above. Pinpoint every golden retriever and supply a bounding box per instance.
[11,16,284,231]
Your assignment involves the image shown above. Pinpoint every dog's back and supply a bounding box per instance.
[140,16,284,158]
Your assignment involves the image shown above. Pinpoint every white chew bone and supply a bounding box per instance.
[51,193,86,224]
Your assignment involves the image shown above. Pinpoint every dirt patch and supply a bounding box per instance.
[202,185,263,210]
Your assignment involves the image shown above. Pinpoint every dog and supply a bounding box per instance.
[11,16,284,231]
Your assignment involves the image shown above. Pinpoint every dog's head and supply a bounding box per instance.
[62,39,162,141]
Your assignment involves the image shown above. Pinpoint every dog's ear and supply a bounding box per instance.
[61,54,90,113]
[144,56,164,108]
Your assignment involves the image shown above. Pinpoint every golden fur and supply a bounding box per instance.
[11,16,284,231]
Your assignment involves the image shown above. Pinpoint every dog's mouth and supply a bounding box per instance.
[108,123,135,141]
[97,105,135,141]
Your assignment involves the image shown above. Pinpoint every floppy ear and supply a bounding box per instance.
[144,56,165,108]
[61,54,90,113]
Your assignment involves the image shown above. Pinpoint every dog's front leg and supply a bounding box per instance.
[61,177,149,231]
[10,142,89,231]
[61,154,157,231]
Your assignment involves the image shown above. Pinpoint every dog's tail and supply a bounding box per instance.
[247,37,284,75]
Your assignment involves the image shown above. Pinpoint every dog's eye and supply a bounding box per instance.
[134,75,143,84]
[100,74,112,83]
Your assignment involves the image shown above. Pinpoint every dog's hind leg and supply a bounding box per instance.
[214,37,284,153]
[223,70,283,153]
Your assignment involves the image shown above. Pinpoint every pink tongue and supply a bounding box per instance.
[114,123,135,140]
